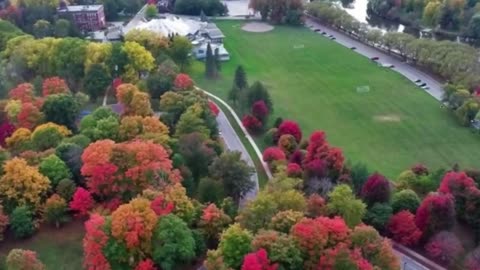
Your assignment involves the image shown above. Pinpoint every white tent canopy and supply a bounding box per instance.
[128,16,206,37]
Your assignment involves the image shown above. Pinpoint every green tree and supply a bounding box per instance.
[469,13,480,38]
[246,81,273,112]
[54,19,71,37]
[169,36,192,72]
[10,206,35,239]
[364,203,393,230]
[423,1,443,27]
[84,64,112,102]
[205,43,217,78]
[234,65,248,89]
[33,19,52,38]
[327,184,366,228]
[208,151,255,204]
[214,47,221,72]
[42,94,80,131]
[107,42,128,77]
[39,154,72,188]
[175,108,211,138]
[152,214,196,270]
[391,189,420,214]
[219,224,252,269]
[145,4,158,19]
[52,38,87,85]
[146,71,172,99]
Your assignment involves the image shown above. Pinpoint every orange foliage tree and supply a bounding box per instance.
[42,77,70,96]
[116,84,153,116]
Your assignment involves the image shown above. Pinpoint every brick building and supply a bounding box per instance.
[58,5,106,31]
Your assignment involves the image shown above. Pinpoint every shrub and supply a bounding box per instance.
[438,171,477,219]
[219,224,253,269]
[0,206,8,241]
[44,194,69,228]
[364,203,393,231]
[327,185,366,228]
[0,121,15,147]
[415,193,455,237]
[361,173,391,206]
[411,164,429,176]
[286,163,302,178]
[10,206,36,239]
[252,230,303,270]
[278,134,297,156]
[173,73,194,90]
[198,204,231,245]
[264,128,278,146]
[306,193,327,217]
[262,147,286,163]
[32,123,71,151]
[425,231,464,267]
[387,211,422,247]
[208,101,219,117]
[242,114,262,134]
[289,149,304,165]
[56,179,76,202]
[277,120,302,142]
[197,178,225,205]
[69,187,94,217]
[349,162,370,195]
[269,210,304,233]
[6,249,45,270]
[391,189,420,214]
[251,100,269,123]
[241,249,278,270]
[152,214,196,270]
[6,128,32,153]
[38,154,72,187]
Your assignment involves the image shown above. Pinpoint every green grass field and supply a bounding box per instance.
[191,20,480,179]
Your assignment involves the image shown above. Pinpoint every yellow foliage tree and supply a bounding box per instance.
[0,158,50,208]
[84,42,112,73]
[32,122,72,137]
[6,128,32,152]
[124,29,169,58]
[123,41,155,74]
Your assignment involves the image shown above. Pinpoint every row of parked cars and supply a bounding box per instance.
[308,24,430,91]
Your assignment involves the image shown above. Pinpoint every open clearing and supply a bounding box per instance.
[191,21,480,178]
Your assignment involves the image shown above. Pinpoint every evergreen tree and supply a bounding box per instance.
[200,10,208,22]
[214,48,221,72]
[205,43,217,79]
[233,65,248,89]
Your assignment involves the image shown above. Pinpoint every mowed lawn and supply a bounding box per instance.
[191,20,480,179]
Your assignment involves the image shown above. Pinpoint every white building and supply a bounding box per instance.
[192,42,230,61]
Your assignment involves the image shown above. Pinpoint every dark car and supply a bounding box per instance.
[330,37,336,40]
[350,46,357,50]
[371,56,380,61]
[322,31,327,35]
[415,79,422,83]
[314,29,321,32]
[419,83,427,87]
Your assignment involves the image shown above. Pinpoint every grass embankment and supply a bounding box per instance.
[191,20,480,179]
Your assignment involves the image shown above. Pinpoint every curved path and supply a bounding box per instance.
[305,17,444,102]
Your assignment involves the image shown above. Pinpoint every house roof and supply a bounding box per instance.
[58,5,103,12]
[206,28,224,39]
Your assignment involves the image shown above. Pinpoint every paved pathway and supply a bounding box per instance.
[305,18,444,102]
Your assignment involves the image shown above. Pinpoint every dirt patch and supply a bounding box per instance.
[242,22,274,32]
[373,115,401,122]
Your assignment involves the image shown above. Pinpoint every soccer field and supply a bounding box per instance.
[191,20,480,179]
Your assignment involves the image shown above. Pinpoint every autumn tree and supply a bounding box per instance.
[415,192,455,237]
[152,214,196,270]
[219,224,253,269]
[6,249,45,270]
[116,83,153,116]
[199,204,232,245]
[39,154,72,187]
[209,151,255,204]
[0,158,50,210]
[41,94,80,131]
[69,187,94,217]
[44,194,69,228]
[52,38,87,86]
[123,41,155,82]
[425,231,464,267]
[169,36,192,72]
[124,29,168,60]
[42,77,69,96]
[327,184,366,228]
[251,230,303,270]
[84,64,112,102]
[361,173,391,206]
[241,249,278,270]
[387,210,422,246]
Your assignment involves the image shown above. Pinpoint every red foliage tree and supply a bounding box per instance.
[81,140,181,201]
[361,173,391,205]
[289,150,304,165]
[83,214,110,270]
[17,102,42,129]
[150,195,174,216]
[438,171,476,195]
[303,131,344,176]
[415,193,455,237]
[241,249,278,270]
[135,259,157,270]
[277,120,302,142]
[113,78,123,90]
[0,121,15,147]
[286,163,302,178]
[318,244,374,270]
[411,164,429,176]
[425,231,464,267]
[70,188,94,217]
[262,147,286,163]
[242,114,262,134]
[251,100,269,123]
[208,101,219,117]
[42,77,69,96]
[306,194,327,217]
[174,73,193,90]
[8,83,35,103]
[387,211,422,247]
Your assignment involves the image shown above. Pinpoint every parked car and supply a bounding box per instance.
[419,83,427,87]
[314,29,321,32]
[381,63,395,68]
[415,79,422,83]
[330,37,336,40]
[350,46,357,50]
[371,56,380,61]
[322,31,327,35]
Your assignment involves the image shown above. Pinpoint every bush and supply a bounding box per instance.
[56,179,76,202]
[278,134,297,156]
[269,210,304,233]
[251,100,269,123]
[252,230,303,270]
[241,249,277,270]
[10,206,36,239]
[197,178,225,205]
[277,120,302,142]
[242,114,262,134]
[361,173,391,206]
[415,193,455,237]
[262,147,286,163]
[264,128,278,146]
[286,163,302,178]
[198,204,231,245]
[173,73,193,90]
[38,154,72,187]
[387,210,422,247]
[306,193,327,218]
[219,224,253,269]
[44,194,69,228]
[391,189,420,214]
[69,187,94,217]
[32,125,69,151]
[327,185,366,228]
[348,162,370,195]
[6,249,45,270]
[364,203,393,231]
[425,231,464,267]
[152,214,196,270]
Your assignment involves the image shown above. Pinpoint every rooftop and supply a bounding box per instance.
[58,5,103,12]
